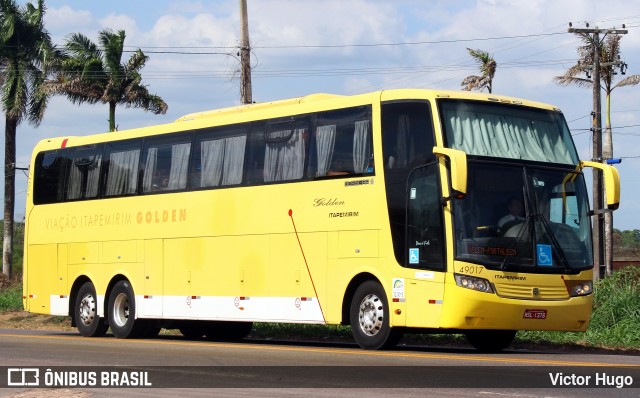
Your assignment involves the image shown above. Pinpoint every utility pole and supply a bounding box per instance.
[239,0,252,104]
[569,24,627,280]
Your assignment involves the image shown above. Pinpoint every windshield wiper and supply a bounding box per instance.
[499,216,529,271]
[536,213,572,273]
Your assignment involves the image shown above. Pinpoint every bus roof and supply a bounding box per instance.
[175,89,559,124]
[32,89,561,152]
[175,93,344,122]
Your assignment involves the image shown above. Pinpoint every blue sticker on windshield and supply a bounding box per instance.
[537,244,552,266]
[409,248,419,264]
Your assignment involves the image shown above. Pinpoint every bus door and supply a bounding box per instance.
[404,163,446,327]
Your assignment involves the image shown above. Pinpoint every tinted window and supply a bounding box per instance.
[141,135,192,193]
[33,150,68,204]
[65,145,103,200]
[309,106,373,178]
[264,118,309,182]
[104,140,142,197]
[381,101,437,265]
[192,126,247,188]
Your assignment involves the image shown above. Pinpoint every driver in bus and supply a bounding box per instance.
[498,197,525,229]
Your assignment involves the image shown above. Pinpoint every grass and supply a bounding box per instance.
[517,266,640,350]
[0,282,22,312]
[1,266,638,351]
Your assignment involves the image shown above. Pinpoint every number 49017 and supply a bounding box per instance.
[458,265,483,275]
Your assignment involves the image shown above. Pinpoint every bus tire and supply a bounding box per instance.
[74,282,108,337]
[107,280,146,339]
[349,280,402,350]
[465,330,516,352]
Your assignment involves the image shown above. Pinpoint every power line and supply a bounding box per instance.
[253,32,568,49]
[108,30,571,53]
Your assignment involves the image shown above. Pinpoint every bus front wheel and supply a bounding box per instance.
[75,282,108,337]
[349,281,402,350]
[465,330,516,352]
[107,280,147,338]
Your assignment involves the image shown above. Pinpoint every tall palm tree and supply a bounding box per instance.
[0,0,54,278]
[46,29,168,132]
[555,33,640,277]
[461,48,497,93]
[554,33,640,160]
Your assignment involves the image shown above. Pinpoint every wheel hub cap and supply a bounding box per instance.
[112,292,130,327]
[358,293,383,336]
[79,293,96,326]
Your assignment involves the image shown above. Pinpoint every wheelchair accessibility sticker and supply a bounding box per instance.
[409,248,419,264]
[537,244,552,266]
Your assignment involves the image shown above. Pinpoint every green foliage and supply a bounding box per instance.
[0,283,22,312]
[617,229,640,248]
[253,323,352,341]
[46,29,168,132]
[518,266,640,349]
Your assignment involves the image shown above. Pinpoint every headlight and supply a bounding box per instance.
[454,274,494,293]
[564,280,592,297]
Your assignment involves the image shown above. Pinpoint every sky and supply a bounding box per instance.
[6,0,640,230]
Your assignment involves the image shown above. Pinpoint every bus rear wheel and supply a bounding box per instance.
[75,282,108,337]
[465,330,516,352]
[107,280,147,338]
[349,281,402,350]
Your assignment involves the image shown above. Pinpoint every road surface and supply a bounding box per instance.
[0,328,638,397]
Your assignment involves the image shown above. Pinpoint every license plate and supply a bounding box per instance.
[523,309,547,319]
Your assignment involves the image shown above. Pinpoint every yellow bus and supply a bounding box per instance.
[23,89,620,351]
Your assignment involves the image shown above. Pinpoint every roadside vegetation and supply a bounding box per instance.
[517,266,640,350]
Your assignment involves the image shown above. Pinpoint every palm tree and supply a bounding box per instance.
[554,33,640,160]
[46,29,168,132]
[0,0,54,278]
[461,48,497,93]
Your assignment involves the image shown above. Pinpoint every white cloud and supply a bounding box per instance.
[99,14,139,36]
[45,5,93,40]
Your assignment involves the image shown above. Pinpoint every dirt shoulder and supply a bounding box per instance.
[0,311,76,331]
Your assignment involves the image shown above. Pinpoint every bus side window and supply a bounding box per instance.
[103,140,142,197]
[141,136,192,193]
[65,146,103,200]
[312,106,373,178]
[407,163,445,270]
[244,122,266,185]
[191,126,247,189]
[381,101,436,266]
[263,119,309,182]
[33,150,68,205]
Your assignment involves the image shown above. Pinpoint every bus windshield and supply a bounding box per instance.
[452,161,593,272]
[440,100,579,165]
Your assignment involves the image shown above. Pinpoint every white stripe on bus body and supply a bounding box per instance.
[50,294,325,323]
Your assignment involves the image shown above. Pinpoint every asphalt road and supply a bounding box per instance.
[0,328,638,397]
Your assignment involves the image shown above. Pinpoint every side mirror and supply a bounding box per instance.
[579,161,621,210]
[433,147,467,200]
